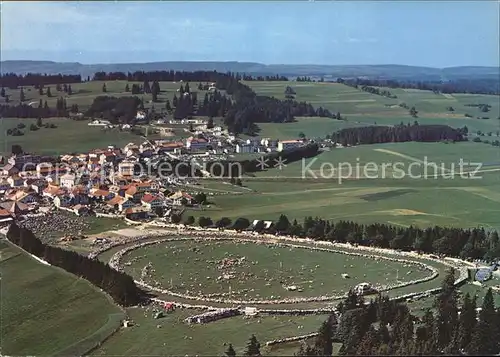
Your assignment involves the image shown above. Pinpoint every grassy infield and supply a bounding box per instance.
[2,81,500,355]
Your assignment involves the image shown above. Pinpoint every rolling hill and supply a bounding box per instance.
[1,60,499,80]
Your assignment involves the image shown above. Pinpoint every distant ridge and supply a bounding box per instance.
[1,60,499,80]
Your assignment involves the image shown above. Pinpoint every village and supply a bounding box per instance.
[0,114,309,238]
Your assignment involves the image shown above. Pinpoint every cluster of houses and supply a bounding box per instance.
[235,138,304,154]
[0,146,200,225]
[88,108,307,156]
[0,112,308,227]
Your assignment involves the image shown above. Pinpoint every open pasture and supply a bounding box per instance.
[0,241,123,356]
[1,80,213,112]
[189,184,500,229]
[191,141,500,229]
[252,116,366,140]
[0,117,145,156]
[251,141,500,180]
[245,81,500,138]
[91,307,329,356]
[121,239,431,301]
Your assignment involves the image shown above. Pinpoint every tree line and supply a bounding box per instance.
[0,96,74,119]
[177,213,500,261]
[149,143,320,179]
[85,96,141,124]
[331,123,467,146]
[6,223,145,306]
[93,70,288,83]
[359,85,398,99]
[296,270,500,356]
[220,270,500,356]
[0,73,82,88]
[338,77,500,95]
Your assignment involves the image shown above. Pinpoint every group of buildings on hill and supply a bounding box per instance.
[0,122,307,228]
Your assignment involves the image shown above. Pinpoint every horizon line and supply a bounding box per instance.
[1,59,498,70]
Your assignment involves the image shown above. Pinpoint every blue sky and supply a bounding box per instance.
[1,1,499,67]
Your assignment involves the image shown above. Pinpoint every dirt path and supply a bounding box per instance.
[374,148,452,174]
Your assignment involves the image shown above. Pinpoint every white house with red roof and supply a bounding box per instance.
[168,190,193,206]
[277,139,304,152]
[141,194,164,210]
[106,196,135,212]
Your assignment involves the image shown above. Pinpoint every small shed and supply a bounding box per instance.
[244,307,258,317]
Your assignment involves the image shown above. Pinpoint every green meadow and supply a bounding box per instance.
[0,241,123,356]
[5,80,211,112]
[190,140,500,230]
[91,307,329,356]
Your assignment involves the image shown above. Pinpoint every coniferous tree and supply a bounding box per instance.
[275,214,291,234]
[225,343,236,357]
[415,317,438,356]
[46,87,52,97]
[207,117,214,129]
[125,83,130,92]
[143,80,151,94]
[337,308,366,355]
[356,326,380,355]
[38,86,43,95]
[456,293,477,351]
[102,83,107,93]
[468,289,498,355]
[314,316,335,356]
[295,342,319,356]
[68,85,72,95]
[151,80,160,102]
[20,88,25,102]
[409,106,418,117]
[244,335,261,357]
[434,268,459,350]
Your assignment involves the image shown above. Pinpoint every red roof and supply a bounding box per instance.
[0,208,11,217]
[141,194,160,203]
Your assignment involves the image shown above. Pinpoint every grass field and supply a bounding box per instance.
[245,80,500,143]
[121,239,431,300]
[244,81,500,122]
[1,80,213,113]
[187,140,500,230]
[0,241,123,356]
[0,117,146,156]
[93,236,453,356]
[92,307,329,356]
